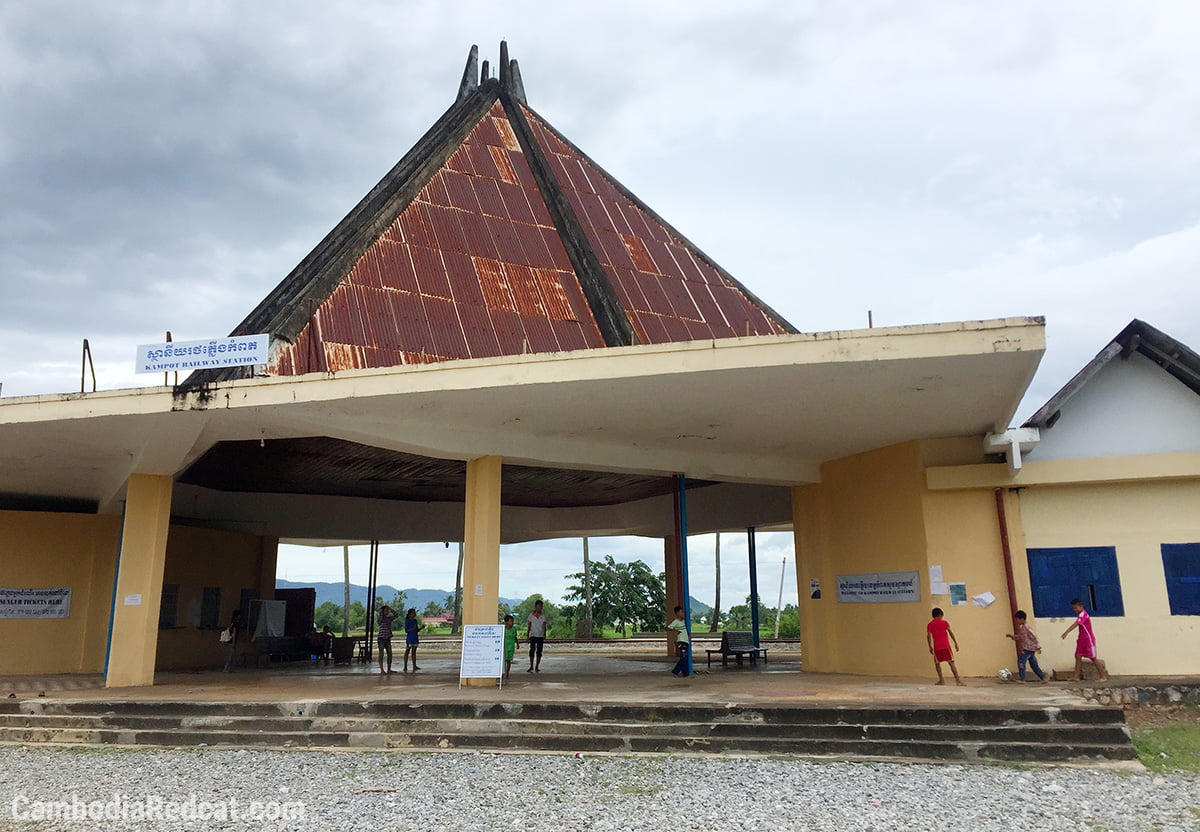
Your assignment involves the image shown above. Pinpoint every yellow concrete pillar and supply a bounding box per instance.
[461,455,502,685]
[792,483,829,672]
[106,474,173,687]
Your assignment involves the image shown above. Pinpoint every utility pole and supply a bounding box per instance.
[452,541,464,635]
[582,537,594,637]
[342,545,351,637]
[774,557,787,639]
[709,533,721,632]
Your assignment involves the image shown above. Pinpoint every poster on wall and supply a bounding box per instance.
[949,582,968,606]
[835,571,920,603]
[0,587,71,618]
[809,579,822,600]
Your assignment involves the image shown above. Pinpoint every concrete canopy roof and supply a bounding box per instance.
[0,317,1043,543]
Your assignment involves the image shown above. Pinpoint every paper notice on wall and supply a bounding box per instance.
[929,565,943,583]
[930,582,949,595]
[972,591,997,608]
[809,579,822,600]
[949,583,968,606]
[123,594,142,606]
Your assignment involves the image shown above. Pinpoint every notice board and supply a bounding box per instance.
[459,624,505,688]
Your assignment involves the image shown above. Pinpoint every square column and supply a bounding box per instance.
[105,474,173,688]
[461,456,502,685]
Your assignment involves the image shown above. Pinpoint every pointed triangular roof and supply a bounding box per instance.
[1024,318,1200,430]
[184,43,796,386]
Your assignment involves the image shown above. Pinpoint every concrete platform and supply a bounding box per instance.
[0,645,1099,710]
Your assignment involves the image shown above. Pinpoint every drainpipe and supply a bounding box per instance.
[994,488,1021,663]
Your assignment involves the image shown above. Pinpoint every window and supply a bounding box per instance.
[1161,543,1200,616]
[200,587,222,629]
[1027,546,1125,618]
[159,584,179,628]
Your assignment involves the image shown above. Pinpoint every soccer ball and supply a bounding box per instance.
[997,668,1013,681]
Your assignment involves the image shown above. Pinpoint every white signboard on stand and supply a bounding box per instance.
[459,624,505,688]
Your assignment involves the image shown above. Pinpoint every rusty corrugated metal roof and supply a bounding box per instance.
[523,107,790,344]
[183,44,796,387]
[271,101,607,374]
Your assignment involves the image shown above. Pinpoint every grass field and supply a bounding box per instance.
[1128,706,1200,773]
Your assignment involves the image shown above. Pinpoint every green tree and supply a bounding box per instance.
[380,590,408,612]
[564,556,665,636]
[346,600,367,630]
[513,594,557,623]
[549,604,576,638]
[422,600,444,617]
[314,601,342,631]
[724,595,775,633]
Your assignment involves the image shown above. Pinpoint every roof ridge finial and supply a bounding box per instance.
[481,59,490,82]
[456,44,480,101]
[499,40,509,87]
[509,59,526,103]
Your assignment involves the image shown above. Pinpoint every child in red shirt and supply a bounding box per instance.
[926,607,964,686]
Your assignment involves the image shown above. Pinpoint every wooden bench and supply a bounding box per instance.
[705,631,769,667]
[250,636,313,665]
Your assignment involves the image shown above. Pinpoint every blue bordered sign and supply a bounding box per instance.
[835,571,921,603]
[135,334,268,373]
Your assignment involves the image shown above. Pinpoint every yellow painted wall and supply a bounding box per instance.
[793,441,933,676]
[0,510,120,674]
[156,526,278,670]
[1018,479,1200,675]
[0,510,278,675]
[794,439,1027,678]
[920,488,1023,676]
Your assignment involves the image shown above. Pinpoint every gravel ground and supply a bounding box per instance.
[0,746,1197,832]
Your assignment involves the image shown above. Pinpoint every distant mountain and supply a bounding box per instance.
[276,580,523,611]
[277,580,713,618]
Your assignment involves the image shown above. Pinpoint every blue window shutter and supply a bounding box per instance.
[1027,546,1124,618]
[1162,543,1200,616]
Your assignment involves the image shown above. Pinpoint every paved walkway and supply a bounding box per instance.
[2,645,1099,709]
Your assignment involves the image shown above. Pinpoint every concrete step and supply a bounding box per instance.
[0,700,1137,764]
[16,699,1127,726]
[0,712,1132,745]
[0,724,1138,762]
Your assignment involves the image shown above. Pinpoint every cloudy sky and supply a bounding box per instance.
[3,2,1197,604]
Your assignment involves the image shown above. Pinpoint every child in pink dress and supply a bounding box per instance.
[1060,599,1108,682]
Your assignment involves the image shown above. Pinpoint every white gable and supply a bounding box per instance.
[1030,350,1200,461]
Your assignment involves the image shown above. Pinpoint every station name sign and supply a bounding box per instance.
[135,335,268,374]
[835,571,921,603]
[0,587,71,618]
